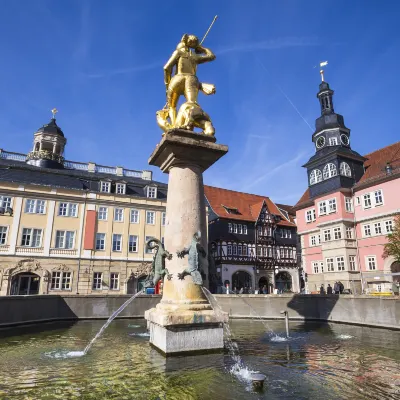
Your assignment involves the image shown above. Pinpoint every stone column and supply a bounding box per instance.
[145,129,228,355]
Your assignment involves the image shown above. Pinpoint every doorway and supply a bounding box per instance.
[10,273,40,295]
[275,271,292,293]
[258,276,269,293]
[232,271,252,293]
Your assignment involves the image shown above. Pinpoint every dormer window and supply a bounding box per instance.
[116,183,126,195]
[147,186,157,199]
[100,181,111,193]
[222,205,240,215]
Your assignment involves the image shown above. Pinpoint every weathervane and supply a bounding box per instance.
[319,61,328,82]
[51,108,58,119]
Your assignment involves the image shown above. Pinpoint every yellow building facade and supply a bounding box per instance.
[0,115,167,295]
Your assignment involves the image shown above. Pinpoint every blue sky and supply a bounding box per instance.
[0,1,399,205]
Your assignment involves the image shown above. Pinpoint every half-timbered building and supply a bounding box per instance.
[204,186,300,294]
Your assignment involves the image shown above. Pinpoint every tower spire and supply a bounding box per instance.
[319,61,328,82]
[51,108,58,120]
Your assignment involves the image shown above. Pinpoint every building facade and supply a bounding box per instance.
[295,75,400,294]
[205,186,300,294]
[0,114,167,296]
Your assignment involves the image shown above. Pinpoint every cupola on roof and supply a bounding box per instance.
[36,117,64,137]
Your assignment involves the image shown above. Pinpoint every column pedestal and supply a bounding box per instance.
[145,129,228,355]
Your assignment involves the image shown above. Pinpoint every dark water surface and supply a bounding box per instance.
[0,319,398,399]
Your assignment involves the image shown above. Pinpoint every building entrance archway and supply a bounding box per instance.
[10,272,40,295]
[232,271,252,293]
[391,262,400,283]
[258,276,269,294]
[275,271,292,293]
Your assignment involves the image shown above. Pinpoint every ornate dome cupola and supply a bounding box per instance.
[26,108,66,169]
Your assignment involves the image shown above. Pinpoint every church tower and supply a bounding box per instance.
[26,108,66,169]
[303,69,366,198]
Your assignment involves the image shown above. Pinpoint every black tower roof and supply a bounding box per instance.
[37,118,64,137]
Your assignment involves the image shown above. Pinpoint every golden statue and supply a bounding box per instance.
[157,16,218,136]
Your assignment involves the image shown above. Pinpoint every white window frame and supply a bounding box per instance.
[100,181,111,193]
[145,236,154,254]
[243,225,248,234]
[0,195,12,209]
[55,230,75,249]
[333,227,342,240]
[323,163,337,179]
[312,261,319,274]
[228,223,233,233]
[92,272,103,290]
[98,206,108,221]
[0,226,8,245]
[340,162,351,177]
[306,209,316,223]
[329,137,338,146]
[374,222,382,235]
[25,199,46,214]
[345,197,353,213]
[162,212,166,226]
[147,186,157,199]
[310,235,316,246]
[349,255,356,271]
[110,273,120,290]
[95,233,106,250]
[384,220,393,233]
[146,211,155,225]
[21,228,43,247]
[130,209,139,224]
[346,227,353,239]
[238,224,243,234]
[58,202,78,217]
[116,183,126,195]
[114,208,124,222]
[366,256,377,271]
[363,224,371,237]
[328,198,337,213]
[326,257,334,272]
[323,229,331,242]
[309,169,322,185]
[363,193,372,209]
[319,261,324,273]
[227,244,232,255]
[336,256,345,271]
[128,235,138,252]
[112,234,122,252]
[374,189,383,206]
[233,224,238,233]
[318,201,327,216]
[51,271,72,291]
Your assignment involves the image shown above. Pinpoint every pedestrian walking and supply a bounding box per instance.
[327,284,333,294]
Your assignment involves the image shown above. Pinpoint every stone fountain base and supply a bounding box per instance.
[145,304,227,355]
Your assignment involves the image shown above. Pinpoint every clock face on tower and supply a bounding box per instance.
[316,136,325,149]
[340,134,349,146]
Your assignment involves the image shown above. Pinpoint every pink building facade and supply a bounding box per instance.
[295,75,400,294]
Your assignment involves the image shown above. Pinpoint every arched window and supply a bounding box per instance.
[309,169,322,185]
[323,163,337,179]
[340,162,351,177]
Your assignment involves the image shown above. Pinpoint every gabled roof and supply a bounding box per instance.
[295,141,400,209]
[204,185,295,227]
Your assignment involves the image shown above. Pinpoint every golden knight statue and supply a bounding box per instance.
[157,17,218,137]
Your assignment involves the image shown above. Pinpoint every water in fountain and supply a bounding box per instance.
[82,289,145,355]
[202,287,256,382]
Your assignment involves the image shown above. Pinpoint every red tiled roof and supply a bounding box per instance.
[294,141,400,209]
[204,185,295,227]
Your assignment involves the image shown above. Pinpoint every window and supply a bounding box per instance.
[328,198,337,213]
[346,227,353,239]
[114,208,124,222]
[340,162,351,177]
[0,196,11,209]
[25,199,46,214]
[0,226,8,245]
[323,229,331,242]
[336,256,345,271]
[329,137,338,146]
[243,225,247,234]
[238,225,243,234]
[55,231,75,249]
[232,245,237,255]
[100,181,111,193]
[147,187,157,198]
[385,220,393,233]
[349,256,356,271]
[58,203,78,217]
[146,211,155,225]
[374,222,382,235]
[129,235,138,252]
[98,206,108,220]
[228,223,232,233]
[363,194,371,208]
[318,201,327,216]
[310,235,316,246]
[309,169,322,185]
[233,224,238,233]
[367,256,376,271]
[327,258,334,272]
[312,261,319,274]
[323,163,337,179]
[162,212,166,226]
[51,271,72,290]
[345,197,353,213]
[238,245,242,255]
[306,209,316,223]
[112,234,122,251]
[145,236,154,253]
[110,273,119,290]
[21,228,42,247]
[92,272,103,290]
[319,261,324,273]
[116,183,126,195]
[355,197,361,206]
[374,190,383,206]
[363,224,371,237]
[130,209,139,223]
[227,244,232,255]
[96,233,106,250]
[333,227,342,240]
